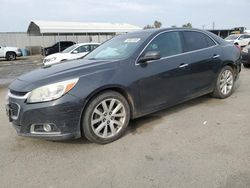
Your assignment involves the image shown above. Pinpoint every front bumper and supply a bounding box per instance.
[6,91,84,140]
[16,51,22,57]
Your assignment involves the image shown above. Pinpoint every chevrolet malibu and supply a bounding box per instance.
[6,28,241,144]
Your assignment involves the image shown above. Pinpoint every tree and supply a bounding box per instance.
[144,20,162,29]
[154,20,162,28]
[143,24,154,30]
[182,23,192,28]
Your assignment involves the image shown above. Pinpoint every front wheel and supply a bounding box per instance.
[82,91,130,144]
[6,52,16,61]
[211,66,235,99]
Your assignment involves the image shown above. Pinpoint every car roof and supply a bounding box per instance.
[129,27,217,36]
[127,27,227,45]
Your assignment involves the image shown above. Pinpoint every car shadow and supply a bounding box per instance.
[126,94,212,135]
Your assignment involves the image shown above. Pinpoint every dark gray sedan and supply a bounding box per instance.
[6,28,241,144]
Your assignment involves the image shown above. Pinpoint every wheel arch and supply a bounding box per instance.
[5,51,17,56]
[78,85,136,137]
[221,60,237,77]
[87,85,135,114]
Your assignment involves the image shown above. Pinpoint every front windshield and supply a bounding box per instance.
[85,33,148,60]
[62,44,78,53]
[225,35,239,40]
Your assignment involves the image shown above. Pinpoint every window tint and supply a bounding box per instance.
[242,35,250,39]
[183,31,216,52]
[75,45,90,53]
[90,45,99,51]
[61,42,74,47]
[145,31,182,58]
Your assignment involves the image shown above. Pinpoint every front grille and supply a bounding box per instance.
[9,102,20,118]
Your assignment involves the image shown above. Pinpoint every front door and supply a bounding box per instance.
[136,31,191,112]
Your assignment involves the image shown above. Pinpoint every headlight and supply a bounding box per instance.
[27,78,79,103]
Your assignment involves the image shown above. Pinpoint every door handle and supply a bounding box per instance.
[213,54,220,59]
[179,63,189,68]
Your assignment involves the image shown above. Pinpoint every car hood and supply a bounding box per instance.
[44,53,67,60]
[9,59,120,92]
[4,46,19,51]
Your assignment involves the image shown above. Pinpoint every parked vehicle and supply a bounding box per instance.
[42,41,75,56]
[0,45,22,60]
[242,45,250,67]
[43,43,100,66]
[225,34,250,47]
[6,28,241,144]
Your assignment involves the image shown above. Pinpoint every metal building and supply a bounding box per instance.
[0,20,141,55]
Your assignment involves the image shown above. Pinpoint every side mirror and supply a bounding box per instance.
[139,51,161,63]
[72,50,78,54]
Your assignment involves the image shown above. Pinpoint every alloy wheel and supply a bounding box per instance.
[219,70,234,95]
[91,98,126,138]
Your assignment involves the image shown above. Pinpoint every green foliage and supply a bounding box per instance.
[144,20,162,30]
[182,23,192,28]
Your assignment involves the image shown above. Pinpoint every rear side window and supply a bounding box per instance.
[145,31,183,58]
[61,42,74,47]
[183,31,216,52]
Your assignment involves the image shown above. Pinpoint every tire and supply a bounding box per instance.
[211,66,235,99]
[6,52,16,61]
[82,91,130,144]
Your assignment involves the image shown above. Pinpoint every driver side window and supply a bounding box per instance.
[145,31,183,58]
[74,45,90,53]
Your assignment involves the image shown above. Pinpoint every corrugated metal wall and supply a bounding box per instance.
[0,32,114,54]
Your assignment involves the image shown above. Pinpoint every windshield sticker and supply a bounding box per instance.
[124,38,141,43]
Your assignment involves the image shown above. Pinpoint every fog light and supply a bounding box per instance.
[43,124,52,132]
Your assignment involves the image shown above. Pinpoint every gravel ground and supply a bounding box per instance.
[0,61,249,188]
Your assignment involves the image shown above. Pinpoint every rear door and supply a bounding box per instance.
[181,31,222,95]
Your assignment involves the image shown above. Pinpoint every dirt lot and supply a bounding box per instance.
[0,59,250,188]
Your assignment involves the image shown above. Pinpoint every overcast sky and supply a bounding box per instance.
[0,0,249,32]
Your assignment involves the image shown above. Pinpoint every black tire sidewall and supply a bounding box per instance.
[6,52,16,61]
[82,91,130,144]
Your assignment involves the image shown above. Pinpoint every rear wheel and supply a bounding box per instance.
[6,52,16,61]
[82,91,130,144]
[211,66,235,99]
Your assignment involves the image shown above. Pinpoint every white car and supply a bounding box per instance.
[43,43,100,66]
[225,34,250,47]
[0,45,22,60]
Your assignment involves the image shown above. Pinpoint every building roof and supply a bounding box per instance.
[27,20,142,35]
